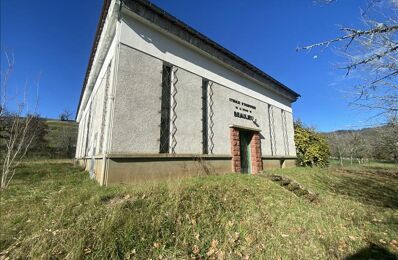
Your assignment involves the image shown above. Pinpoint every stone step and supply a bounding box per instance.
[259,173,319,203]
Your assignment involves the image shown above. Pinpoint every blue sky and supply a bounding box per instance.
[1,0,374,131]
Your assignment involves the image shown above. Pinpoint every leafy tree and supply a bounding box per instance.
[294,121,330,167]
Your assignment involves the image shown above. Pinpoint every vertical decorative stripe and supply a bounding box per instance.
[81,115,87,157]
[268,105,277,155]
[202,79,209,154]
[281,110,289,155]
[77,117,84,157]
[208,81,215,154]
[99,63,111,154]
[170,66,179,154]
[84,104,92,156]
[159,65,172,153]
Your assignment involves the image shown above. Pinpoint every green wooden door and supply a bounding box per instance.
[239,131,252,174]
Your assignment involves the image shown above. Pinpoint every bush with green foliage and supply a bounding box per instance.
[294,121,330,167]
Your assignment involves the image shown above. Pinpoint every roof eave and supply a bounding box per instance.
[76,0,112,121]
[77,0,301,120]
[123,0,300,100]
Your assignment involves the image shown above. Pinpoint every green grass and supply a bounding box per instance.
[0,162,397,259]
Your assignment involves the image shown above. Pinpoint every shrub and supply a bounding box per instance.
[294,120,330,167]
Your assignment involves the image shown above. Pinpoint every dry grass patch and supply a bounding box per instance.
[0,161,397,259]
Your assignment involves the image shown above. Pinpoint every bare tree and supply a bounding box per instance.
[59,109,72,121]
[347,131,368,164]
[298,0,398,121]
[0,49,39,190]
[327,133,347,166]
[56,124,77,158]
[374,115,398,162]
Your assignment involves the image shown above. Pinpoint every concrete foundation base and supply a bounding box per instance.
[76,154,297,185]
[281,159,297,168]
[76,157,104,184]
[262,156,297,169]
[107,157,231,184]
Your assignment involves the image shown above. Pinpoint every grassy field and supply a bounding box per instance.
[0,161,397,259]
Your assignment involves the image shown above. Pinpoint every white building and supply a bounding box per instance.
[75,0,300,185]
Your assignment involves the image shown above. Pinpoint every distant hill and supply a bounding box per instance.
[322,124,398,163]
[45,119,78,149]
[25,119,78,159]
[322,126,383,144]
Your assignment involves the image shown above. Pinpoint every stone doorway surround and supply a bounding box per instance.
[230,126,263,174]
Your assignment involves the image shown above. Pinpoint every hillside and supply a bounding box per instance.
[323,124,398,163]
[45,119,78,148]
[26,119,78,158]
[323,125,383,138]
[1,161,397,258]
[45,119,78,158]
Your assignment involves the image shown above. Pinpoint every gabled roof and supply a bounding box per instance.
[77,0,300,118]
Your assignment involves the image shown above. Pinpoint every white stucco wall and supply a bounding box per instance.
[285,111,297,156]
[211,82,268,154]
[272,107,285,156]
[110,44,163,153]
[91,71,107,155]
[108,45,297,157]
[75,115,85,158]
[77,7,298,159]
[173,68,203,154]
[77,0,119,122]
[75,36,117,158]
[119,15,293,112]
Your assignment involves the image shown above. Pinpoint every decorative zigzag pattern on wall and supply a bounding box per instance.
[99,64,111,154]
[84,103,93,156]
[208,81,215,154]
[281,110,289,156]
[170,67,179,154]
[268,105,277,155]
